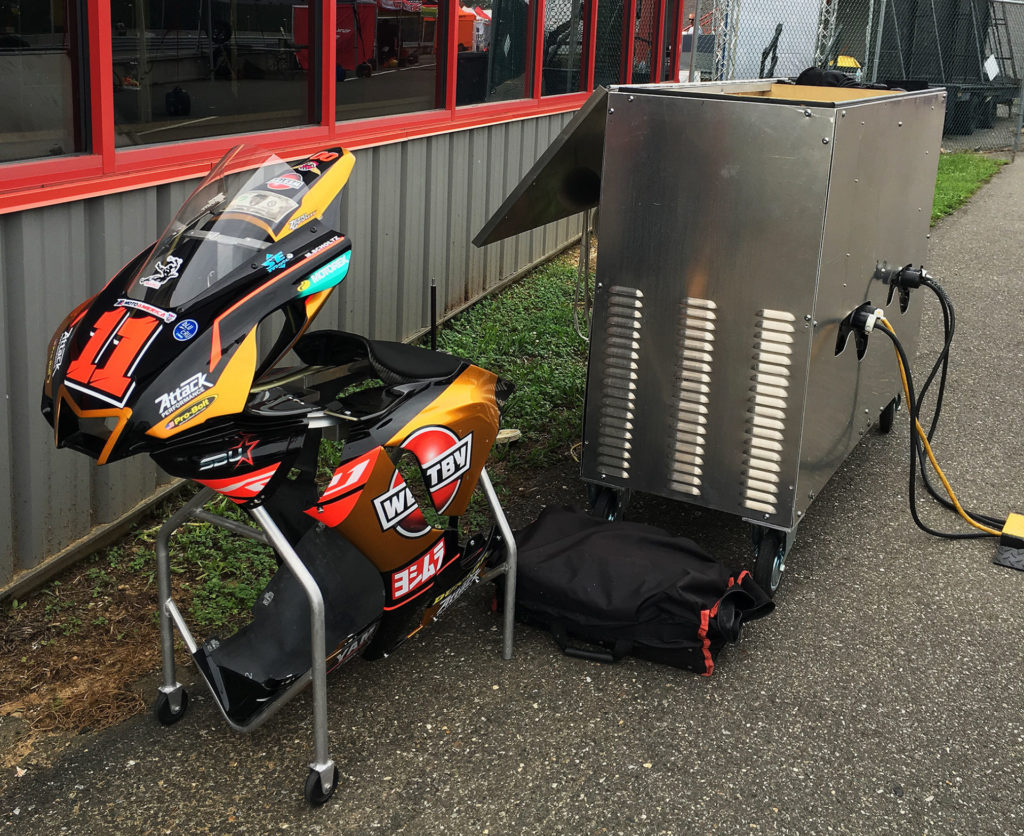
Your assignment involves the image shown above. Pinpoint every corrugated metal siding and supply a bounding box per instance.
[0,112,578,593]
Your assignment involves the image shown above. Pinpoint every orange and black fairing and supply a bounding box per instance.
[42,146,356,464]
[308,364,503,570]
[283,353,511,657]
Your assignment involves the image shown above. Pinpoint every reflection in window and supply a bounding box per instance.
[334,0,441,120]
[0,0,82,162]
[110,1,315,146]
[458,0,531,105]
[541,0,584,95]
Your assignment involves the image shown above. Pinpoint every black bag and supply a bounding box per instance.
[510,507,774,675]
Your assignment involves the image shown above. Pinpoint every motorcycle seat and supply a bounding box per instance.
[294,329,466,385]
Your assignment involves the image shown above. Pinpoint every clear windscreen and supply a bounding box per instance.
[125,147,311,308]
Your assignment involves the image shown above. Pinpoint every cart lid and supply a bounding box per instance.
[473,87,608,247]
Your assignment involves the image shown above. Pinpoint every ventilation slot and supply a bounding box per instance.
[596,287,644,479]
[743,309,795,515]
[670,298,717,496]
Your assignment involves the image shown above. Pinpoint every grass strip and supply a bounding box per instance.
[435,256,588,468]
[932,152,1006,223]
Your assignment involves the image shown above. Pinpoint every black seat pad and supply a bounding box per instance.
[294,329,466,384]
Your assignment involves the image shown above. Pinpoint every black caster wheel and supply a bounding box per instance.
[878,394,900,434]
[304,766,338,806]
[153,688,189,726]
[587,485,625,522]
[753,529,786,598]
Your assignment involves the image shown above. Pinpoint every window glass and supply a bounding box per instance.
[334,0,441,119]
[631,0,656,82]
[541,0,584,95]
[594,0,624,87]
[661,0,677,81]
[0,0,83,162]
[110,1,315,146]
[457,0,531,104]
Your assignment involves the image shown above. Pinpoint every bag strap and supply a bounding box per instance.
[550,623,632,664]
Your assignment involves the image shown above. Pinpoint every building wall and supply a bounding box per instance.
[0,112,577,594]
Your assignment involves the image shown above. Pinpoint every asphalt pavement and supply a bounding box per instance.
[2,159,1023,834]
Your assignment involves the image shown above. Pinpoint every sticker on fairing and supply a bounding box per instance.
[404,428,474,513]
[296,252,351,297]
[197,435,258,472]
[391,539,446,599]
[224,191,298,224]
[115,298,177,323]
[164,395,215,429]
[172,319,199,341]
[430,554,486,620]
[329,623,377,665]
[372,476,428,537]
[288,212,315,231]
[266,172,303,191]
[262,251,293,273]
[64,310,162,406]
[155,372,213,418]
[139,255,183,290]
[371,428,475,538]
[52,328,73,373]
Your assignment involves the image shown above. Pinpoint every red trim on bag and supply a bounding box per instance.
[698,608,714,676]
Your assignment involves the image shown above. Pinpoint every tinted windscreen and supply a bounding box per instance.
[126,151,303,308]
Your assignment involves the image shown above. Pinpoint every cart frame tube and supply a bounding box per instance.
[248,503,335,786]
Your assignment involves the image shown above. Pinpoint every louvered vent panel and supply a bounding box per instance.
[596,287,644,479]
[743,309,795,514]
[671,298,717,496]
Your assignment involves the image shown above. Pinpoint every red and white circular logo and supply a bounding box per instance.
[401,426,474,514]
[371,426,474,538]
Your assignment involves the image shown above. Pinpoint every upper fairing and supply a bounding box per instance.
[41,146,356,463]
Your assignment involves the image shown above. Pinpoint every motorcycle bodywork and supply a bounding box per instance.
[41,145,518,804]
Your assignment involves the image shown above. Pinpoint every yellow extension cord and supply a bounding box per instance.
[878,317,1001,537]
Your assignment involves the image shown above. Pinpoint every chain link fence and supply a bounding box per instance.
[681,0,1024,154]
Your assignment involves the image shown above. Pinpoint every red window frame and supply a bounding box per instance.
[0,0,679,215]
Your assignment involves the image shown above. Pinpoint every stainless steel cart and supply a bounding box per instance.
[477,80,945,593]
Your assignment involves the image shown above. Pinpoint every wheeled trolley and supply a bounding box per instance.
[477,80,945,593]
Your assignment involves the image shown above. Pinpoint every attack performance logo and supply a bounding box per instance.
[372,427,474,538]
[155,372,213,417]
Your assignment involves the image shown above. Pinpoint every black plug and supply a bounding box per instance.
[835,301,884,360]
[883,263,929,313]
[895,264,927,288]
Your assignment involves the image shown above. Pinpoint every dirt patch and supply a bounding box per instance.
[1,559,162,770]
[0,495,209,772]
